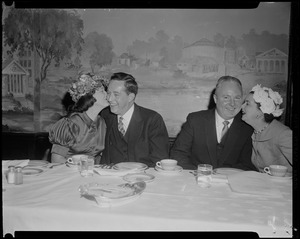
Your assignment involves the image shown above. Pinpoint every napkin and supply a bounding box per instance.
[2,159,29,170]
[227,171,282,197]
[212,174,228,183]
[93,168,141,177]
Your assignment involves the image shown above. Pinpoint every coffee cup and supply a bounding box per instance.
[264,165,287,177]
[67,154,87,165]
[156,159,177,171]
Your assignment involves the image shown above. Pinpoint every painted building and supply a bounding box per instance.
[2,58,29,97]
[176,38,230,76]
[256,48,288,74]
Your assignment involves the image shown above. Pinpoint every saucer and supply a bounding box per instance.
[113,162,148,171]
[214,168,244,176]
[267,172,292,182]
[123,173,155,183]
[155,165,183,175]
[22,167,44,176]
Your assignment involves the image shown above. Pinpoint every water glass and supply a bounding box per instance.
[79,156,94,177]
[196,164,213,188]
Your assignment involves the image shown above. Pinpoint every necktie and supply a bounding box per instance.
[221,120,229,141]
[118,116,126,136]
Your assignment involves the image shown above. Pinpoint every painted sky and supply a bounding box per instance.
[78,2,291,55]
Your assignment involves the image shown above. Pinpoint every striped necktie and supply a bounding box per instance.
[221,120,229,141]
[118,116,125,136]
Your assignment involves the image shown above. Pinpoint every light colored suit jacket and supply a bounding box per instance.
[251,119,292,172]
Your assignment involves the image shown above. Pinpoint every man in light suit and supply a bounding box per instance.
[100,72,169,167]
[170,76,257,171]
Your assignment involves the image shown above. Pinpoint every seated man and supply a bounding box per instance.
[170,76,257,171]
[100,72,169,167]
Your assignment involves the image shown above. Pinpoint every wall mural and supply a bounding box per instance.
[2,3,291,137]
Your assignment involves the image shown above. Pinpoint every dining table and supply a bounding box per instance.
[2,160,294,238]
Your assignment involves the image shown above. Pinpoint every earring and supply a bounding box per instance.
[256,115,259,119]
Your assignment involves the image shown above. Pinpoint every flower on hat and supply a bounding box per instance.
[251,84,284,117]
[68,73,109,103]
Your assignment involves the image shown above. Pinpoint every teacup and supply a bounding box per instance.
[156,159,177,171]
[67,154,87,166]
[264,165,287,177]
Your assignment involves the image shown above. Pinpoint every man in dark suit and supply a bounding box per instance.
[100,72,169,167]
[170,76,257,171]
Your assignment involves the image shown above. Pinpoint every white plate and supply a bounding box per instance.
[78,181,146,207]
[113,162,148,171]
[123,173,155,183]
[22,167,44,176]
[27,160,49,167]
[155,165,183,174]
[267,172,292,181]
[214,167,244,176]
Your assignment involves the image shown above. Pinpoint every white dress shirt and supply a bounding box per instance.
[118,104,134,133]
[215,111,233,143]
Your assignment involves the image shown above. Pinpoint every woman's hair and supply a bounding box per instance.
[67,92,96,114]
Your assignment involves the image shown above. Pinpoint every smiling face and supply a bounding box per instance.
[106,80,135,116]
[213,81,243,120]
[241,93,262,126]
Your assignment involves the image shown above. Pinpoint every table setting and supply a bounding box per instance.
[2,158,293,237]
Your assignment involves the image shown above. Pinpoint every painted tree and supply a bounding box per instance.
[3,8,84,131]
[82,32,114,73]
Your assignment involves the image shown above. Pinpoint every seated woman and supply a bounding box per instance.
[48,73,109,164]
[241,84,292,173]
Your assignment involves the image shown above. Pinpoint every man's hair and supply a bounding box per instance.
[110,72,138,96]
[215,76,242,94]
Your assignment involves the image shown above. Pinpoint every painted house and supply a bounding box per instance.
[255,48,288,74]
[2,58,29,97]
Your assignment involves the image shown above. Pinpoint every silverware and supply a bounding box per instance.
[48,163,65,169]
[94,164,114,169]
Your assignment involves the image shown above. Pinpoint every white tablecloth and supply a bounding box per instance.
[2,162,293,237]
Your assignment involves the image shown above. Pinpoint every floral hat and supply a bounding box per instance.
[251,84,284,117]
[68,73,109,103]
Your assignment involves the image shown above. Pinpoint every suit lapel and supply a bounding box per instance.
[108,114,119,141]
[206,110,218,167]
[124,104,143,145]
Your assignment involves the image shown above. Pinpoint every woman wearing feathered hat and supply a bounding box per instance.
[241,84,292,173]
[48,72,109,164]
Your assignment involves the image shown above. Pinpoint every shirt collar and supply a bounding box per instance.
[215,110,234,127]
[118,104,134,125]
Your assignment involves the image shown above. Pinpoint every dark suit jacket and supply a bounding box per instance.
[100,103,169,167]
[170,109,256,171]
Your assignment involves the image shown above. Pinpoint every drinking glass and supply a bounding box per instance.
[196,164,213,188]
[79,156,94,177]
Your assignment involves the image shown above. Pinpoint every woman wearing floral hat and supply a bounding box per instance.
[241,84,292,173]
[48,73,109,164]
